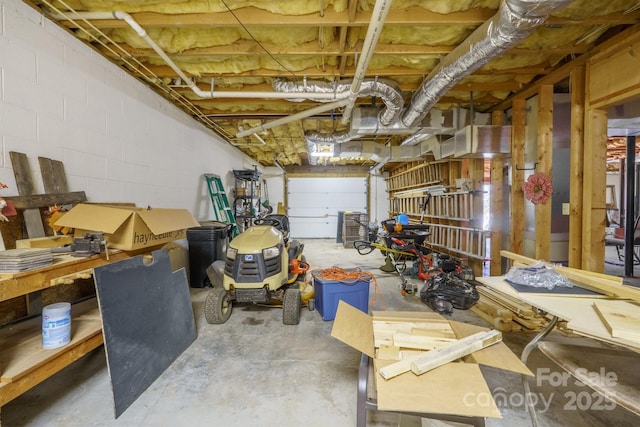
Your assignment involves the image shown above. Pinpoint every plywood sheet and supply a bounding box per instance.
[374,360,501,418]
[451,321,533,377]
[557,301,640,353]
[593,300,640,343]
[93,248,196,418]
[478,276,608,299]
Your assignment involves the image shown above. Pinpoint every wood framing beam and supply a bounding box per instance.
[60,8,496,29]
[535,85,553,261]
[510,99,526,255]
[581,108,608,272]
[284,165,370,176]
[492,24,640,112]
[469,158,485,277]
[59,9,639,29]
[490,110,504,276]
[587,28,640,109]
[568,65,585,268]
[106,41,588,59]
[144,64,547,79]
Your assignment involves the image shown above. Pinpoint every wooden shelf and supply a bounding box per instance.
[0,246,162,302]
[0,299,103,406]
[0,245,162,409]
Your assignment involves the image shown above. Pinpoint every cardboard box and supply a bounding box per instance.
[331,301,533,418]
[53,204,200,251]
[314,275,370,321]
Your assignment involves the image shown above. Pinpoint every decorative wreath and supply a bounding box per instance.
[522,172,552,205]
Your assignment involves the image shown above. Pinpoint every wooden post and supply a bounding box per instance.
[470,158,485,276]
[490,110,504,275]
[582,108,608,272]
[510,99,526,254]
[569,65,585,268]
[535,85,553,261]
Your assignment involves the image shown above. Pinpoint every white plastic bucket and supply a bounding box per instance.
[42,302,71,349]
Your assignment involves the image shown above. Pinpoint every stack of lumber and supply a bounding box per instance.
[471,286,547,333]
[501,250,640,301]
[476,250,640,341]
[372,319,502,380]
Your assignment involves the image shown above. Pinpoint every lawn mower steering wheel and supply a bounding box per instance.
[254,217,281,228]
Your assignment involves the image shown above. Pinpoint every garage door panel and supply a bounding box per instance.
[290,192,332,206]
[288,206,330,217]
[288,177,367,239]
[289,217,335,238]
[288,178,365,193]
[289,192,366,211]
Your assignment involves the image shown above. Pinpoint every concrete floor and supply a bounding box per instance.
[2,239,638,426]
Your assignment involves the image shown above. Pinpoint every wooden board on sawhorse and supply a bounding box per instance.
[204,174,239,238]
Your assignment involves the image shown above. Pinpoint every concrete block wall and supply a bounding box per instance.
[0,1,258,220]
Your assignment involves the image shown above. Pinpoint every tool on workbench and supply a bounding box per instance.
[51,232,107,257]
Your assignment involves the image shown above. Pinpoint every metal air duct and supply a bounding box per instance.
[453,125,512,158]
[401,0,573,128]
[273,78,404,126]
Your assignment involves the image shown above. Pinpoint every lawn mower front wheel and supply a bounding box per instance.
[282,288,301,325]
[204,287,232,324]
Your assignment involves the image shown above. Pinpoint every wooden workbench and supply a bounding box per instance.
[0,246,162,409]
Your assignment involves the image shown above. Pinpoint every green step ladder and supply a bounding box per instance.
[204,174,239,239]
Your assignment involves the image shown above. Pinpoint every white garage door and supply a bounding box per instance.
[287,177,368,239]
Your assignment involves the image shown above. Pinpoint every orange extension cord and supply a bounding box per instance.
[309,266,386,310]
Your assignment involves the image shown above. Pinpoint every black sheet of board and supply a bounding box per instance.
[93,248,196,418]
[505,279,600,296]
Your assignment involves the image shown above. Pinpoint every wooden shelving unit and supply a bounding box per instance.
[0,246,160,409]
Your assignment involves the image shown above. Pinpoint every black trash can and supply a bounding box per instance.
[187,223,229,288]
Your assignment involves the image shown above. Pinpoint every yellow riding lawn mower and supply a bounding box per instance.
[204,214,311,325]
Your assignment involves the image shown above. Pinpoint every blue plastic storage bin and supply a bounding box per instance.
[313,275,370,321]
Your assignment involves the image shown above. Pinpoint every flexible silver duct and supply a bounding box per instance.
[273,78,404,126]
[305,128,359,165]
[401,0,573,127]
[305,129,360,145]
[301,0,571,153]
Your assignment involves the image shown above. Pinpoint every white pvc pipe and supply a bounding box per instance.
[232,125,267,146]
[235,98,351,138]
[242,0,393,138]
[340,0,393,124]
[53,11,351,101]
